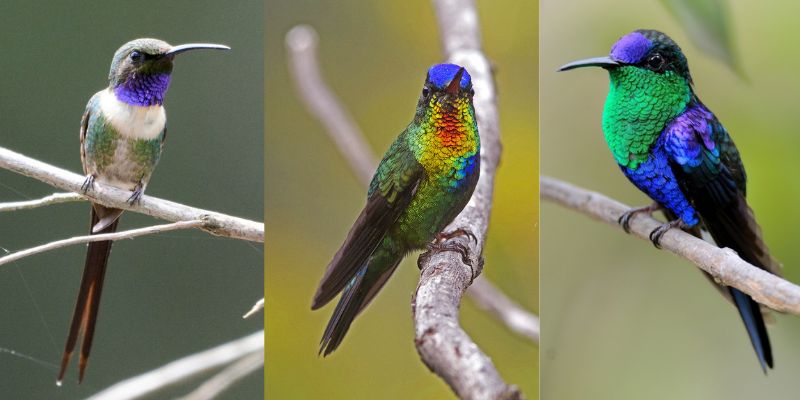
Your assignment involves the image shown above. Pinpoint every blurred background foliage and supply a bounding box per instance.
[542,0,800,398]
[0,1,263,398]
[265,0,538,398]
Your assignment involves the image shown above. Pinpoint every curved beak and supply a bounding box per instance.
[558,56,619,72]
[166,43,231,56]
[445,67,466,95]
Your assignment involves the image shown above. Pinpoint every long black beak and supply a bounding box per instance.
[166,43,231,56]
[445,67,466,95]
[558,56,619,72]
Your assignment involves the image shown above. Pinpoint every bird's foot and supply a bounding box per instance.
[648,219,687,249]
[434,228,479,245]
[618,202,662,233]
[81,174,96,193]
[127,184,144,205]
[418,228,482,283]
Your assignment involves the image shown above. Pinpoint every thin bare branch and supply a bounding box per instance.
[178,351,264,400]
[0,220,203,267]
[0,146,263,243]
[541,175,800,315]
[87,330,264,400]
[0,192,84,212]
[286,25,377,184]
[468,277,539,343]
[242,298,264,319]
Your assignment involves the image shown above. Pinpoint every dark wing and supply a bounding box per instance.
[664,100,778,275]
[665,100,776,370]
[79,94,99,175]
[311,135,423,309]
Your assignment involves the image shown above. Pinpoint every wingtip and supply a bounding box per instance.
[310,290,328,310]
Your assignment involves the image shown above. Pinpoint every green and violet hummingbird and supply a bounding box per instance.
[560,29,780,372]
[57,38,229,384]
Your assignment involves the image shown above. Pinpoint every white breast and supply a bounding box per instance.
[99,88,166,140]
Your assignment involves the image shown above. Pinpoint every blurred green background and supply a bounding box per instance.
[265,0,538,398]
[542,1,800,398]
[0,1,263,398]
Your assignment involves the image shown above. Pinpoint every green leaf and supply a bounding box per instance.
[660,0,746,79]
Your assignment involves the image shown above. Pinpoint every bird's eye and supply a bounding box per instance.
[130,51,142,62]
[422,87,430,97]
[469,88,475,96]
[647,53,664,70]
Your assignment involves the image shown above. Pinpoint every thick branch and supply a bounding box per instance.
[409,2,521,399]
[541,175,800,315]
[0,220,203,267]
[87,330,264,400]
[0,147,263,243]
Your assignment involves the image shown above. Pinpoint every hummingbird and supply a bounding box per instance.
[559,29,780,372]
[312,64,480,355]
[57,38,229,384]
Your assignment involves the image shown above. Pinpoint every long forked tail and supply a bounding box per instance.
[57,206,119,384]
[319,250,401,356]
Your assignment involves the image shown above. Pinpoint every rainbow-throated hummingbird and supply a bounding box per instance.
[559,30,780,372]
[57,38,229,384]
[312,64,480,355]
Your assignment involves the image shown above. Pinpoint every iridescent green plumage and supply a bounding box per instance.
[313,64,480,355]
[603,67,690,168]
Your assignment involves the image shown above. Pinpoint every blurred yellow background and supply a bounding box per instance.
[542,1,800,399]
[265,0,538,398]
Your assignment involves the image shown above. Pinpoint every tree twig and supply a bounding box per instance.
[178,351,264,400]
[242,298,264,319]
[286,25,377,184]
[0,192,84,212]
[0,220,204,267]
[0,146,263,243]
[87,330,264,400]
[541,175,800,315]
[468,277,539,343]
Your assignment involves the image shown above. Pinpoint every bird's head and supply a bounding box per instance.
[108,38,229,106]
[418,63,475,115]
[559,29,692,86]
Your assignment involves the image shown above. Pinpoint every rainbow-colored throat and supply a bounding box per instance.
[409,65,479,189]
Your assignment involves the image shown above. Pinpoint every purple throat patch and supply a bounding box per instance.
[610,31,652,64]
[114,73,171,106]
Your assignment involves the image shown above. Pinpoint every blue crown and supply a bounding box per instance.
[428,64,471,90]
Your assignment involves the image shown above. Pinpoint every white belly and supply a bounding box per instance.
[98,88,166,140]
